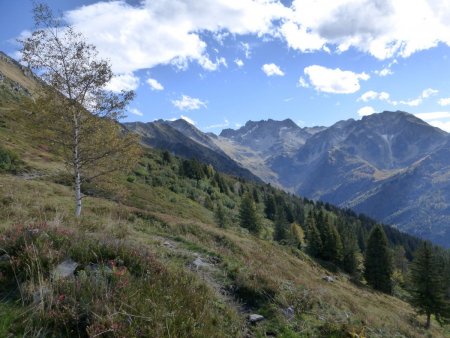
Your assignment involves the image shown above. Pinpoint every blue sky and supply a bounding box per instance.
[2,0,450,133]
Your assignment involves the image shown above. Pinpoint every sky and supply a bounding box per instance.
[2,0,450,133]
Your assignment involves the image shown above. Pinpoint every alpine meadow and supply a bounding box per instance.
[0,1,450,338]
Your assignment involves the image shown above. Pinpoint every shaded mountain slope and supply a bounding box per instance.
[124,120,261,182]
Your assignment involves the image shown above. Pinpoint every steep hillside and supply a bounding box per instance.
[1,51,449,337]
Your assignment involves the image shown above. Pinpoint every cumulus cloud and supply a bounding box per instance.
[282,0,450,60]
[198,55,227,71]
[303,65,369,94]
[147,78,164,91]
[129,108,143,116]
[45,0,450,82]
[262,63,285,76]
[359,88,438,107]
[297,76,309,88]
[414,112,450,132]
[104,73,140,93]
[438,97,450,106]
[64,0,288,74]
[358,90,390,102]
[172,95,207,111]
[241,42,251,59]
[234,58,244,67]
[392,88,438,106]
[374,67,393,77]
[357,106,376,117]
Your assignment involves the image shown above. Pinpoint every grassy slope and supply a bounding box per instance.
[0,58,449,337]
[0,152,448,337]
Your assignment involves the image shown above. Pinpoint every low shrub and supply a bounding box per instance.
[0,223,240,337]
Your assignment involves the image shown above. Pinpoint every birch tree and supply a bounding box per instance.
[21,3,141,217]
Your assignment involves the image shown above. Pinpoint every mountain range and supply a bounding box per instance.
[130,112,450,247]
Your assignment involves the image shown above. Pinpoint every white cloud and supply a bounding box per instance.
[392,88,438,106]
[234,58,244,67]
[146,78,164,91]
[374,67,393,77]
[358,90,390,102]
[42,0,450,80]
[279,20,327,52]
[304,65,369,94]
[104,73,139,93]
[427,120,450,132]
[415,112,450,120]
[397,98,423,107]
[129,108,143,116]
[438,97,450,106]
[198,55,227,71]
[422,88,439,98]
[297,76,309,88]
[414,112,450,132]
[262,63,285,76]
[357,106,376,117]
[172,95,207,111]
[64,0,288,74]
[205,119,230,129]
[241,42,251,59]
[283,0,450,60]
[180,115,196,125]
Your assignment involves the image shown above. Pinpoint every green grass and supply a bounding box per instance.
[0,85,449,337]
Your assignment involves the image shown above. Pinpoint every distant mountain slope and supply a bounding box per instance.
[124,120,261,182]
[219,112,450,246]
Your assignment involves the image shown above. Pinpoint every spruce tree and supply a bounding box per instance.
[305,211,322,257]
[273,207,290,243]
[409,242,450,329]
[264,194,276,221]
[239,193,260,234]
[364,225,393,293]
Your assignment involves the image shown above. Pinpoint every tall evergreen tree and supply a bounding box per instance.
[409,242,450,329]
[239,193,260,235]
[264,194,276,221]
[364,225,393,293]
[273,207,290,243]
[305,211,322,257]
[320,217,343,264]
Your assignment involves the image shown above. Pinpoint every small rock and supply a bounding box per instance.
[249,314,265,323]
[52,259,78,280]
[322,275,335,282]
[163,241,175,249]
[283,306,295,320]
[0,254,10,262]
[192,257,209,269]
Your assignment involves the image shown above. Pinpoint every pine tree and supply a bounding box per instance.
[239,193,260,234]
[409,242,450,329]
[264,194,276,220]
[364,225,393,293]
[273,207,290,243]
[319,217,343,264]
[305,211,322,257]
